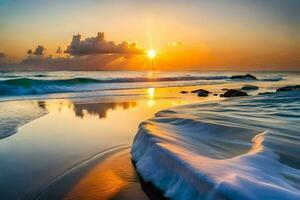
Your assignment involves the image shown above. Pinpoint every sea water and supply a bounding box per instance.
[0,71,292,99]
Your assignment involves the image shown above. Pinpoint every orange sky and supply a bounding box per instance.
[0,0,299,70]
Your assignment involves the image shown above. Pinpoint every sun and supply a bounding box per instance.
[147,49,156,59]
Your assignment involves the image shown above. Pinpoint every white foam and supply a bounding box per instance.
[131,94,300,199]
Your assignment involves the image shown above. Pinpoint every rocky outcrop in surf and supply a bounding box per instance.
[190,89,211,97]
[276,85,300,92]
[230,74,257,80]
[220,89,248,97]
[241,85,259,90]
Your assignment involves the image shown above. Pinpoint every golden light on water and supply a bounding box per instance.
[147,49,156,59]
[147,88,155,107]
[148,88,155,98]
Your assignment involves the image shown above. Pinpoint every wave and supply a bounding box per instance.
[260,76,283,82]
[2,75,229,85]
[131,91,300,200]
[1,77,101,86]
[0,76,227,96]
[0,78,98,95]
[0,74,50,79]
[0,101,48,139]
[0,72,286,96]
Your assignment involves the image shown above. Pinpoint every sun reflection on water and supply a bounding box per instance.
[147,88,156,107]
[148,88,155,99]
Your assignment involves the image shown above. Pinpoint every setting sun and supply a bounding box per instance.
[147,49,156,59]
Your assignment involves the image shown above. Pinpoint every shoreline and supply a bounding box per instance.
[33,147,141,200]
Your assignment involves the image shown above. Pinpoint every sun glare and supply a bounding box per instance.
[147,49,156,59]
[148,88,155,98]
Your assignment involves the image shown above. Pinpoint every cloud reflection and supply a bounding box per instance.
[73,102,137,119]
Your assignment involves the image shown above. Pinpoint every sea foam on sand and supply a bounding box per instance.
[131,91,300,200]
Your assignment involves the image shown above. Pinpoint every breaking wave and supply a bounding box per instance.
[131,91,300,200]
[0,73,286,96]
[0,76,228,95]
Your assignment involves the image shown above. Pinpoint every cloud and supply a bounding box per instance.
[65,32,144,56]
[167,41,182,47]
[3,31,148,70]
[0,52,5,58]
[0,52,6,65]
[56,46,62,53]
[17,31,147,70]
[34,45,45,56]
[19,54,130,70]
[27,45,45,56]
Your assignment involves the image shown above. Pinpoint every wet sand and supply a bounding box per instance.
[35,148,148,200]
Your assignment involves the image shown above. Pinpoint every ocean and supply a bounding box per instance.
[0,71,290,100]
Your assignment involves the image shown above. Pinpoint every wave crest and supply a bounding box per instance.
[0,76,227,96]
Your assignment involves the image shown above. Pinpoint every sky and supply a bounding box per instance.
[0,0,299,71]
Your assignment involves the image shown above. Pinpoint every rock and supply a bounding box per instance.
[213,94,218,96]
[220,89,248,97]
[258,92,275,95]
[191,89,211,93]
[221,88,228,91]
[241,85,259,90]
[276,85,300,92]
[197,90,209,97]
[191,89,210,97]
[180,91,188,94]
[230,74,257,80]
